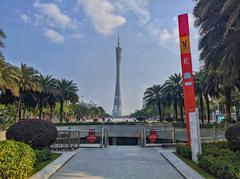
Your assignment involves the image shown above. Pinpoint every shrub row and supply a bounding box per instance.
[55,121,144,126]
[225,124,240,151]
[34,149,51,165]
[0,140,36,178]
[199,142,240,178]
[198,154,239,179]
[176,145,192,160]
[177,142,240,178]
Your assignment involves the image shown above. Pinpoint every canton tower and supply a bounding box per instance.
[112,35,122,117]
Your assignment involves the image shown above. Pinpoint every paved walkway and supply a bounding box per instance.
[50,146,184,179]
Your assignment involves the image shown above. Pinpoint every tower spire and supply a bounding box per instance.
[118,32,120,47]
[112,32,122,117]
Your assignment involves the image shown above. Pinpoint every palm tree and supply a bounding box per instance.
[164,73,184,122]
[47,94,58,121]
[194,0,240,122]
[56,79,79,123]
[0,29,6,51]
[36,74,57,120]
[0,57,19,96]
[203,70,221,123]
[15,64,39,121]
[144,85,165,121]
[194,70,205,124]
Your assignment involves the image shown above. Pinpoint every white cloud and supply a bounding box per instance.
[19,1,84,43]
[44,28,64,43]
[70,33,84,39]
[33,1,75,29]
[145,14,199,54]
[20,14,31,24]
[77,0,150,35]
[113,0,150,25]
[54,0,63,3]
[77,0,126,35]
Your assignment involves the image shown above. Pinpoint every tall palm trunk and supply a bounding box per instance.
[204,94,210,123]
[179,96,184,122]
[50,105,54,122]
[60,99,64,123]
[158,100,162,121]
[236,103,239,121]
[39,104,43,120]
[38,97,44,120]
[174,100,178,123]
[180,105,184,122]
[224,87,232,121]
[199,94,204,124]
[15,95,22,122]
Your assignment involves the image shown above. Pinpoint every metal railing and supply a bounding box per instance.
[141,127,179,147]
[141,126,226,147]
[51,128,105,150]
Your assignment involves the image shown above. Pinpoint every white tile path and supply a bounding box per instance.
[50,146,184,179]
[31,147,205,179]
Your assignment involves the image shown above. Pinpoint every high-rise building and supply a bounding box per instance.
[112,35,122,117]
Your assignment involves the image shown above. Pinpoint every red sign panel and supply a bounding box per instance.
[178,14,196,147]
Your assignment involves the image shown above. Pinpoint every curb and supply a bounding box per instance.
[159,150,204,179]
[30,150,78,179]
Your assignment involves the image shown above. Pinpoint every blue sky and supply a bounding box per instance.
[0,0,200,115]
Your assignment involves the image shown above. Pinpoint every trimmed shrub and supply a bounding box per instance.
[0,140,36,178]
[6,119,57,149]
[198,154,238,179]
[198,142,240,178]
[176,145,192,159]
[225,124,240,151]
[34,149,51,165]
[202,142,238,163]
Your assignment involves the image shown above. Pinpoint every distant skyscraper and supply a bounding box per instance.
[112,35,122,117]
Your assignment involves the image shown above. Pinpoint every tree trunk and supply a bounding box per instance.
[158,100,162,121]
[23,107,27,119]
[39,104,43,120]
[205,95,210,123]
[200,94,204,124]
[180,105,184,122]
[60,100,64,123]
[236,103,239,121]
[174,100,178,123]
[50,106,54,122]
[15,95,22,122]
[224,87,232,122]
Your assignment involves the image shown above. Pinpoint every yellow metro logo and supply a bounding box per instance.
[180,36,190,54]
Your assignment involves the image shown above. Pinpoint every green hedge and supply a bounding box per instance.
[199,142,240,178]
[172,122,226,129]
[0,140,36,178]
[55,121,229,128]
[176,145,192,160]
[177,142,240,178]
[225,124,240,152]
[198,154,238,179]
[34,149,51,165]
[55,121,146,126]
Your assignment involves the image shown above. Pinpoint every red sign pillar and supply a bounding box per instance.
[178,14,196,147]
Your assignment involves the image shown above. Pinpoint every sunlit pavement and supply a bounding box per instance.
[50,146,184,179]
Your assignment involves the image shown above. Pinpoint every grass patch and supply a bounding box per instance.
[175,153,216,179]
[30,152,61,176]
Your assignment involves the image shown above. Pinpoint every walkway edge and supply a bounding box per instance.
[30,150,78,179]
[160,151,204,179]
